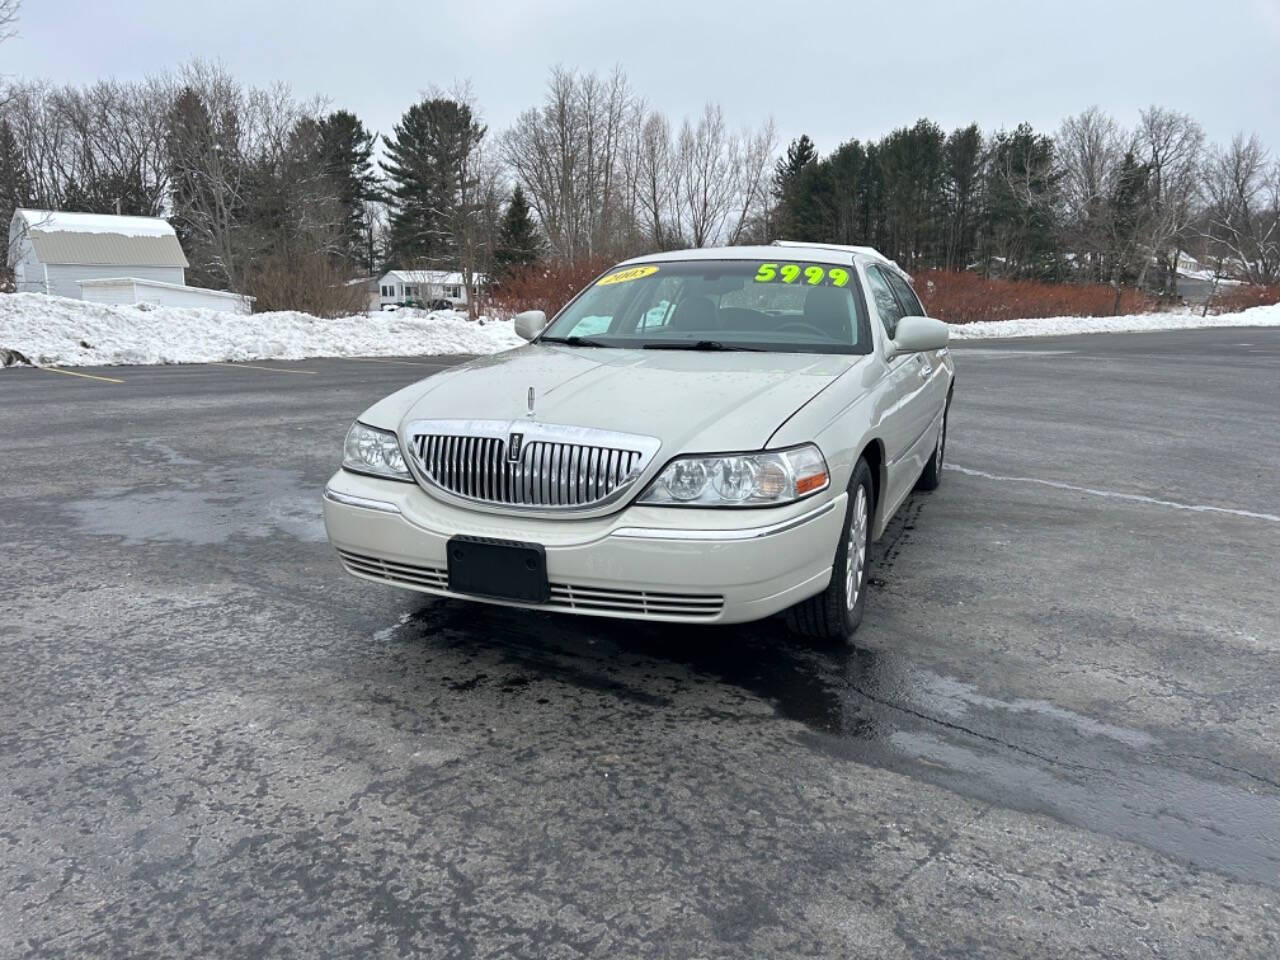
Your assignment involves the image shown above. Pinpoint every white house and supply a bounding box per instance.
[7,209,251,314]
[377,269,483,309]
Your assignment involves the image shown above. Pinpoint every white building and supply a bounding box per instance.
[377,269,483,309]
[7,209,251,314]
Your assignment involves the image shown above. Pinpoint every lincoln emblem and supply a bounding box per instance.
[507,432,523,462]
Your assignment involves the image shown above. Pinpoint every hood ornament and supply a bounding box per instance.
[527,386,535,419]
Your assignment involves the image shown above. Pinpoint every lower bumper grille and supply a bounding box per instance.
[338,550,449,590]
[337,549,725,619]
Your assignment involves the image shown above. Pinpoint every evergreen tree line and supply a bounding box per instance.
[3,62,1278,315]
[774,109,1280,289]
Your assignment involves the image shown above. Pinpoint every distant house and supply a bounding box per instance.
[7,209,251,314]
[377,269,483,309]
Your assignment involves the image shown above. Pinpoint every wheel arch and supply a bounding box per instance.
[855,437,887,540]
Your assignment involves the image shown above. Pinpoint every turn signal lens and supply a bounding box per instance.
[638,444,829,507]
[795,471,829,495]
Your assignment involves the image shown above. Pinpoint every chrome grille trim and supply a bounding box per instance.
[337,549,724,619]
[402,419,661,514]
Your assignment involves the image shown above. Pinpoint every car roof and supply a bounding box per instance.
[617,241,912,280]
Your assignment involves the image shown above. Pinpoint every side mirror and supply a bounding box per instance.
[890,315,949,356]
[513,309,547,341]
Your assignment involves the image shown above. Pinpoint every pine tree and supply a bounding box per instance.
[0,119,33,233]
[315,110,379,271]
[381,98,485,267]
[771,135,819,239]
[493,184,543,280]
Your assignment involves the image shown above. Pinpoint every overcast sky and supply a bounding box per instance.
[5,0,1279,154]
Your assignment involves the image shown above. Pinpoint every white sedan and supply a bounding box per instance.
[323,242,954,642]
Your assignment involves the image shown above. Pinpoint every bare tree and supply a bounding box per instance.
[726,117,777,245]
[1135,106,1203,291]
[1056,107,1127,280]
[632,109,678,248]
[0,0,18,45]
[675,103,740,247]
[502,66,636,263]
[1200,133,1280,285]
[166,62,257,290]
[0,76,174,216]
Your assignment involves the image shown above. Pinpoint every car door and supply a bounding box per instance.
[865,267,916,512]
[865,263,936,512]
[884,268,950,428]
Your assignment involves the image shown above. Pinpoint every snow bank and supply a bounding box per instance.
[4,292,1280,368]
[0,293,524,367]
[947,302,1280,340]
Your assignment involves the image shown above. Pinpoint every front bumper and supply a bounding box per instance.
[322,470,845,624]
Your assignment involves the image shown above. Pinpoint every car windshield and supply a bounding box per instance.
[539,259,872,354]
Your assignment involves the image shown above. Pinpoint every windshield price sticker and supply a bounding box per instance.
[753,263,851,287]
[597,265,660,286]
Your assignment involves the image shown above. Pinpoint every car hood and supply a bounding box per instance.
[394,344,864,453]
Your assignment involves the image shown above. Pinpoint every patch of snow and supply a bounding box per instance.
[0,293,524,367]
[16,208,176,238]
[947,302,1280,340]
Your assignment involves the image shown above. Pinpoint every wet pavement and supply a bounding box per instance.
[1,330,1279,958]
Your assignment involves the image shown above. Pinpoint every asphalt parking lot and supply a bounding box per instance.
[2,328,1278,959]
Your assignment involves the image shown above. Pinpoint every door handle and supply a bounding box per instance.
[917,359,932,379]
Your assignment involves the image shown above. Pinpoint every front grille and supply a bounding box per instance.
[337,550,724,620]
[403,420,661,510]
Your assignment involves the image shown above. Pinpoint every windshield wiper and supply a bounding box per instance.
[641,340,766,352]
[539,335,611,347]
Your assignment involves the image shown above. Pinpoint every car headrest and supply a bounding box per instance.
[669,296,719,332]
[803,287,852,341]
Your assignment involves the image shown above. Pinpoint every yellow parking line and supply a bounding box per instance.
[38,366,124,384]
[212,361,317,375]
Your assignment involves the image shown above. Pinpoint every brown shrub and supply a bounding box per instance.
[914,269,1154,325]
[1206,284,1280,314]
[489,259,1171,327]
[244,251,368,317]
[489,257,614,319]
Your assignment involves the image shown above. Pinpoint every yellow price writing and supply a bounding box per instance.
[753,263,851,287]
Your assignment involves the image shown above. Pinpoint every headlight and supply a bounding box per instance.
[637,444,829,506]
[342,421,412,481]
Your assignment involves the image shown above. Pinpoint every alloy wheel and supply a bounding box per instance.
[844,485,868,611]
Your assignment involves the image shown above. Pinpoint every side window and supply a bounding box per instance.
[865,266,906,340]
[885,271,924,318]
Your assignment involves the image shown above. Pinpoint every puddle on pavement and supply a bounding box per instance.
[65,446,325,545]
[375,599,1280,890]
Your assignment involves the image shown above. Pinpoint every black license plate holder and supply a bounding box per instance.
[447,536,549,604]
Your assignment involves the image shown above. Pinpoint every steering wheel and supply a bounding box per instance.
[773,321,829,338]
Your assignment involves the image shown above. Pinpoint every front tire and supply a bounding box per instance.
[785,458,874,644]
[915,398,949,492]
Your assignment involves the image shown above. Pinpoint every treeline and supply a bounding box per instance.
[0,63,776,315]
[2,59,1278,318]
[774,109,1280,292]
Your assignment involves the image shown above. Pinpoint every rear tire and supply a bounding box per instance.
[915,397,949,492]
[785,458,875,644]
